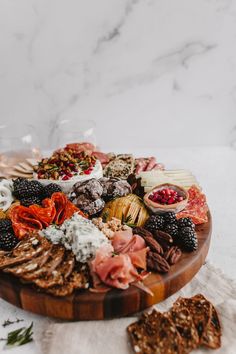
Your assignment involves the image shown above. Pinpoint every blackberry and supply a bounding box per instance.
[145,215,165,231]
[0,219,13,233]
[164,223,179,238]
[0,231,19,251]
[178,217,195,230]
[178,227,198,252]
[13,178,44,200]
[20,196,42,207]
[163,212,177,225]
[44,183,62,198]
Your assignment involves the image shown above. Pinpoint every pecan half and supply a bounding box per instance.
[133,227,153,240]
[164,246,182,265]
[145,236,163,255]
[147,252,170,273]
[153,230,173,251]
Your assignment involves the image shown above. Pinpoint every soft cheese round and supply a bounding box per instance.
[34,159,103,194]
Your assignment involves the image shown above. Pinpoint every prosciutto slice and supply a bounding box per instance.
[92,151,110,166]
[91,252,144,290]
[91,233,149,290]
[112,229,146,254]
[64,142,96,155]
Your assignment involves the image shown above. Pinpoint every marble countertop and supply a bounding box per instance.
[0,0,236,352]
[0,145,235,354]
[0,0,236,149]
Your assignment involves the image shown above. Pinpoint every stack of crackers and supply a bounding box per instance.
[127,294,221,354]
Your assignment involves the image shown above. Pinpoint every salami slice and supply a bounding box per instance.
[177,185,208,224]
[51,192,68,224]
[51,192,82,225]
[10,206,43,239]
[29,198,56,227]
[10,192,83,238]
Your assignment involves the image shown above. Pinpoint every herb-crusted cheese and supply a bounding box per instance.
[41,213,109,263]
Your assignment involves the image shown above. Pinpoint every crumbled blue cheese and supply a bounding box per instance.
[41,213,109,263]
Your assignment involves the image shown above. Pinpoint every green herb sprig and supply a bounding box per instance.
[2,318,24,328]
[0,322,33,348]
[121,213,137,228]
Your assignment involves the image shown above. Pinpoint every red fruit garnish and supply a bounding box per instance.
[149,188,185,205]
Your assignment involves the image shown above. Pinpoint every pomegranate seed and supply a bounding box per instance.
[148,187,185,205]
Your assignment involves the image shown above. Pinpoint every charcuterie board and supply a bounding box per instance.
[0,213,211,320]
[0,144,211,320]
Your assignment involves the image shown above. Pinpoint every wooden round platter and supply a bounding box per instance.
[0,213,211,320]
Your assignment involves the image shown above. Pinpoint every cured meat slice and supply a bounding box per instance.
[128,248,148,270]
[29,198,56,227]
[9,192,81,238]
[91,251,144,290]
[51,192,68,224]
[51,192,81,225]
[92,151,110,166]
[64,142,95,155]
[134,157,165,174]
[145,157,157,171]
[177,185,208,224]
[112,230,146,254]
[10,206,43,239]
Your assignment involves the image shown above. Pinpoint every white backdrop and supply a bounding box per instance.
[0,0,236,150]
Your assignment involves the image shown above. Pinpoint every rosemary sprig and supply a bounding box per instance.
[1,322,33,348]
[2,318,24,328]
[121,213,137,228]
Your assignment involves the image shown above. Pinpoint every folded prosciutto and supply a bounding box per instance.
[91,246,145,290]
[90,230,149,291]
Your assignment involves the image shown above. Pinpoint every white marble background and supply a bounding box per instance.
[0,2,236,353]
[0,0,236,149]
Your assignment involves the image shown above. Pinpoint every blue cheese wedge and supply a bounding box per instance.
[41,213,110,263]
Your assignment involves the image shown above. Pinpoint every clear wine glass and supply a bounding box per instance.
[0,123,41,177]
[55,119,97,149]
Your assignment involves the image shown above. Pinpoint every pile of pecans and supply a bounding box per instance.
[133,227,182,273]
[34,149,97,181]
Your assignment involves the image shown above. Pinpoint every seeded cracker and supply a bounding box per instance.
[0,234,50,270]
[4,245,53,276]
[127,310,183,354]
[34,251,75,289]
[20,245,65,281]
[173,295,212,343]
[194,294,222,349]
[46,264,90,297]
[169,307,199,353]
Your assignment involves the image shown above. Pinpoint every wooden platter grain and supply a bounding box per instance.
[0,213,212,320]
